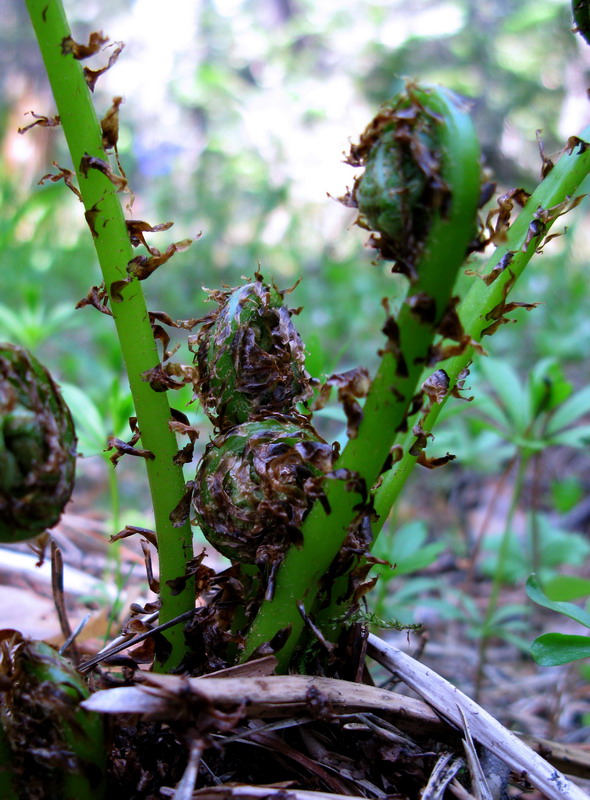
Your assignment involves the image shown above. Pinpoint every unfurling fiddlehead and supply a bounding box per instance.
[0,631,106,798]
[0,343,76,542]
[345,85,457,275]
[193,415,334,596]
[193,275,313,431]
[192,277,331,596]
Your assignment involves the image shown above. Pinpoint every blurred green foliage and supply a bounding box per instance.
[3,0,588,379]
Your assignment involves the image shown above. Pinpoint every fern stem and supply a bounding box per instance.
[26,0,194,670]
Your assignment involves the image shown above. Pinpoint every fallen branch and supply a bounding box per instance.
[366,633,590,800]
[83,673,447,737]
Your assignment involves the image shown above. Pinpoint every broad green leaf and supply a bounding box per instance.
[526,574,590,629]
[61,384,107,455]
[384,577,440,604]
[543,575,590,602]
[531,633,590,666]
[374,520,445,576]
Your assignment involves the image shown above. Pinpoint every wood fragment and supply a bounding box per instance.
[458,707,495,800]
[162,786,372,800]
[82,673,447,735]
[421,752,463,800]
[366,634,590,800]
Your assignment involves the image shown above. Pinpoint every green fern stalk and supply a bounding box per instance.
[241,85,481,667]
[26,0,194,669]
[242,109,590,672]
[373,128,590,526]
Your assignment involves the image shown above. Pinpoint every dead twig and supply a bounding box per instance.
[366,633,590,800]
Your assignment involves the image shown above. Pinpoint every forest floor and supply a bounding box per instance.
[2,457,590,799]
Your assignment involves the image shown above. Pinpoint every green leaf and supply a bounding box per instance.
[469,386,513,432]
[526,574,590,629]
[543,574,590,602]
[527,358,572,418]
[547,424,590,448]
[478,357,528,433]
[550,476,585,513]
[531,633,590,666]
[489,603,530,626]
[377,520,445,576]
[546,385,590,435]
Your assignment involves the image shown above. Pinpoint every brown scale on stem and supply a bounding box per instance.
[75,283,113,316]
[312,367,371,439]
[379,298,409,377]
[18,111,61,135]
[105,417,154,466]
[38,162,82,200]
[481,271,541,337]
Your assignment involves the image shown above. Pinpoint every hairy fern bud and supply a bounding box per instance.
[0,631,106,798]
[344,83,481,278]
[192,415,334,567]
[193,276,312,431]
[0,344,76,542]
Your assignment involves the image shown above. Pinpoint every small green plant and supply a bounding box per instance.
[527,573,590,665]
[368,520,445,625]
[448,356,590,691]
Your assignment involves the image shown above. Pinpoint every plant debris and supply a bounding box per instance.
[38,161,82,200]
[18,111,61,135]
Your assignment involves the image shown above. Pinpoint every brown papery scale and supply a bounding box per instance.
[192,275,313,431]
[192,415,334,591]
